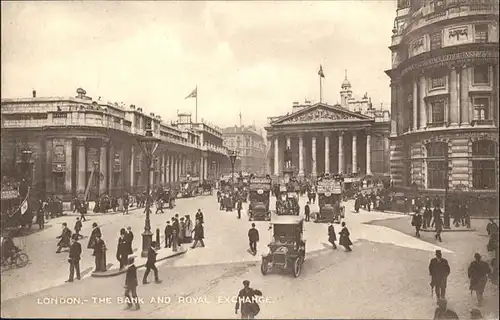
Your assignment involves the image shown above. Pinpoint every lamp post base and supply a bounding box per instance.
[141,231,153,258]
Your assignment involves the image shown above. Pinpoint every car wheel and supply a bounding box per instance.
[293,257,302,277]
[15,253,29,268]
[260,260,268,275]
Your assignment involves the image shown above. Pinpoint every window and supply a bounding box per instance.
[53,172,65,193]
[472,140,496,190]
[426,142,448,189]
[473,97,490,120]
[473,65,489,85]
[53,145,65,162]
[430,73,446,89]
[475,24,488,43]
[430,100,445,123]
[430,31,442,50]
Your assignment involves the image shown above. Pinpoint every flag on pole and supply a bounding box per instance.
[185,87,197,99]
[318,65,325,78]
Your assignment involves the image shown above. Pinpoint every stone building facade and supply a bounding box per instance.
[386,0,499,210]
[1,88,229,201]
[222,125,267,175]
[265,75,391,181]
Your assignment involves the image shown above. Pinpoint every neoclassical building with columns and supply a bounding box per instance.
[386,0,499,212]
[265,101,390,181]
[1,88,230,202]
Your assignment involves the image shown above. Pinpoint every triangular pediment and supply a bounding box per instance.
[271,103,373,125]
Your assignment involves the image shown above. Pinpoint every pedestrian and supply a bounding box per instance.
[66,234,81,282]
[117,229,129,270]
[125,226,134,254]
[191,219,205,249]
[433,299,458,320]
[328,222,337,249]
[36,200,45,229]
[155,198,164,214]
[56,222,72,253]
[411,211,423,238]
[179,217,186,244]
[123,195,129,215]
[468,253,491,306]
[235,280,262,319]
[172,216,180,240]
[184,215,193,243]
[486,218,498,236]
[143,242,162,284]
[339,222,352,252]
[123,256,140,311]
[423,206,432,229]
[429,250,450,301]
[196,209,204,224]
[304,202,310,221]
[74,217,83,239]
[248,223,259,255]
[164,221,173,248]
[237,199,243,219]
[433,205,444,242]
[93,234,106,272]
[79,201,87,222]
[354,196,360,213]
[87,222,101,250]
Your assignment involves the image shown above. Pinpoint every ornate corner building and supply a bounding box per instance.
[222,125,267,175]
[386,0,499,208]
[265,77,391,180]
[0,89,230,201]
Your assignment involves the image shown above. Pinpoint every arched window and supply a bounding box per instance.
[472,140,496,190]
[426,142,447,189]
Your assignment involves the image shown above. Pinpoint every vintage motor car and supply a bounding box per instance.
[248,176,272,221]
[313,174,345,223]
[277,192,300,216]
[261,216,306,277]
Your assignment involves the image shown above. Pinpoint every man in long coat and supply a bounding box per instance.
[328,222,337,249]
[56,223,72,253]
[125,227,134,255]
[191,219,205,249]
[66,235,82,282]
[93,234,106,272]
[124,256,140,310]
[468,253,492,306]
[339,222,352,252]
[429,250,450,300]
[117,229,130,270]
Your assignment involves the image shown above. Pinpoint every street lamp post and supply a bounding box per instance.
[137,121,161,258]
[229,151,237,184]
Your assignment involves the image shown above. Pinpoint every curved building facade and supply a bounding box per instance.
[1,89,229,202]
[386,0,499,213]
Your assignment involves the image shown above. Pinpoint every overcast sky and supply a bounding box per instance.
[2,1,395,128]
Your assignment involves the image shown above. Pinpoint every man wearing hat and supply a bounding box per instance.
[93,233,106,272]
[429,250,450,300]
[87,222,102,250]
[248,223,259,255]
[328,222,337,249]
[468,253,492,306]
[66,234,82,282]
[433,299,458,320]
[143,242,162,285]
[56,222,72,253]
[235,280,262,319]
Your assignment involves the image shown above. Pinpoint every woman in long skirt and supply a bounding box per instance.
[339,222,353,252]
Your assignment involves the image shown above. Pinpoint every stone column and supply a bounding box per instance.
[366,133,372,175]
[338,133,344,174]
[352,133,357,174]
[76,138,86,194]
[419,75,427,129]
[397,85,405,134]
[390,82,398,136]
[160,153,165,184]
[298,134,304,177]
[99,140,108,194]
[130,145,135,189]
[274,137,279,176]
[413,80,418,130]
[45,138,53,193]
[200,156,204,179]
[449,67,459,126]
[108,143,114,193]
[65,139,72,193]
[324,134,330,174]
[204,157,208,180]
[311,135,317,178]
[460,66,471,126]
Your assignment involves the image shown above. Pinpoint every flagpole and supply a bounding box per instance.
[195,85,198,123]
[320,75,323,103]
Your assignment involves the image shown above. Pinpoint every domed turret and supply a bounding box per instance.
[340,69,353,108]
[341,69,351,89]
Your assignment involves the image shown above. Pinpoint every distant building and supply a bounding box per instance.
[222,125,267,175]
[265,73,391,180]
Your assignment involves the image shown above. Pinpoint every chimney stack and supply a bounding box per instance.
[32,90,36,98]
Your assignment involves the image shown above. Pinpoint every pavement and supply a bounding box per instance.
[1,192,498,318]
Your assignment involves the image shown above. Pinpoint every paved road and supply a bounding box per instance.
[1,193,452,303]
